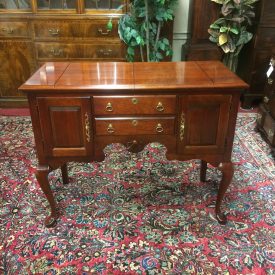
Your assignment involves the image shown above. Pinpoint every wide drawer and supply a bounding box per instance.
[35,42,123,59]
[93,96,177,115]
[33,20,119,39]
[94,135,177,159]
[95,117,175,135]
[0,21,29,38]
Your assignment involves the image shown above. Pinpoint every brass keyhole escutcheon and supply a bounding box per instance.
[107,124,115,134]
[106,102,113,112]
[132,120,138,126]
[132,98,138,104]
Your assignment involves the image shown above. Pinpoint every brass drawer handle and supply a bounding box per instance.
[132,98,138,104]
[84,112,90,142]
[106,102,113,112]
[132,120,138,126]
[107,124,115,134]
[179,112,185,141]
[156,102,164,112]
[1,28,14,34]
[268,129,274,139]
[263,96,269,104]
[268,78,273,85]
[50,48,63,56]
[156,123,164,133]
[97,28,111,35]
[48,29,60,36]
[97,49,113,56]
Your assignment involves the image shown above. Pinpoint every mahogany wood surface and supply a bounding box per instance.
[20,61,248,227]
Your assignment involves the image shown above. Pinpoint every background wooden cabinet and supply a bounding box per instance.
[0,0,126,107]
[238,0,275,108]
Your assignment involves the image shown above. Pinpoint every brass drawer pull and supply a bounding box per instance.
[132,98,138,104]
[132,120,138,126]
[268,129,274,139]
[107,124,115,134]
[1,28,14,34]
[156,102,164,112]
[106,102,113,112]
[48,29,60,36]
[179,112,185,141]
[97,49,113,56]
[263,96,269,104]
[97,28,111,35]
[268,78,273,85]
[50,48,63,56]
[156,123,164,133]
[84,113,90,142]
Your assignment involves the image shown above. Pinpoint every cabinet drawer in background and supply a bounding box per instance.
[0,21,29,38]
[93,96,177,115]
[35,43,123,59]
[33,20,119,40]
[95,117,175,136]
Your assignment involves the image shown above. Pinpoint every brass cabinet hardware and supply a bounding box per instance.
[106,102,113,112]
[268,78,273,85]
[156,102,164,112]
[268,129,274,139]
[156,123,164,133]
[107,124,115,134]
[1,28,13,34]
[256,113,262,123]
[263,96,269,104]
[84,112,90,142]
[132,97,138,104]
[50,48,63,56]
[48,29,60,36]
[179,112,185,141]
[97,28,111,35]
[132,120,138,126]
[97,49,113,56]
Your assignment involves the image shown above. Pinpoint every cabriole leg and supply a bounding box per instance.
[200,160,207,182]
[61,163,69,185]
[36,165,59,227]
[215,162,234,225]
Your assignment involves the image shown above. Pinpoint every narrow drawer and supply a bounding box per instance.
[33,21,85,39]
[93,96,177,115]
[84,20,119,38]
[33,20,119,40]
[95,117,175,136]
[0,21,29,38]
[35,43,123,59]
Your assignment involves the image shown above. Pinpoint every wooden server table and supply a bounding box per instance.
[20,61,248,227]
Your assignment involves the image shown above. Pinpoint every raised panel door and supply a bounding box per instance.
[37,97,93,157]
[178,94,231,155]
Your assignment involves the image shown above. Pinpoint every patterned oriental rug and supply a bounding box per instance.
[0,113,274,274]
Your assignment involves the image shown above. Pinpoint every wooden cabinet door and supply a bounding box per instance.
[178,95,231,155]
[37,97,92,157]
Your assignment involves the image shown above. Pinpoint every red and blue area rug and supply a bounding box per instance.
[0,113,274,274]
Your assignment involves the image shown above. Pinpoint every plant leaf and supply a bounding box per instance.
[219,33,228,45]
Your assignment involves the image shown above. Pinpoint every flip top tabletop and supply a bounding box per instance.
[19,61,248,92]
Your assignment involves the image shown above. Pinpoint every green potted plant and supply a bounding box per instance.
[111,0,178,62]
[208,0,258,72]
